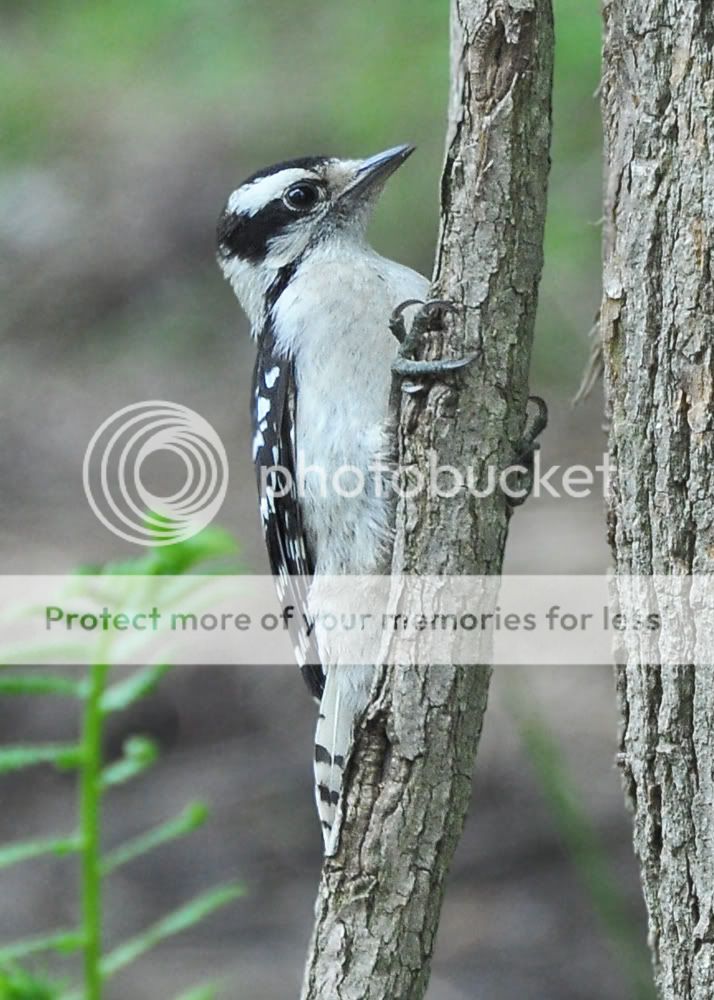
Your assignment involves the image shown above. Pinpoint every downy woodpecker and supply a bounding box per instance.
[216,146,473,854]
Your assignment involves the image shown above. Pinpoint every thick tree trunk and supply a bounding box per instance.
[601,2,714,997]
[300,2,553,998]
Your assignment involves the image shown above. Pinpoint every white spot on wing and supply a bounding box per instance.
[264,366,280,388]
[256,396,271,422]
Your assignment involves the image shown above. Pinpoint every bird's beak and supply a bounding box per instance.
[339,144,415,206]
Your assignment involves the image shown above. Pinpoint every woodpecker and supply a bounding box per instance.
[217,145,476,854]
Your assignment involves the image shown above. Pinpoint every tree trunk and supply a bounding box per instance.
[601,2,714,997]
[300,2,553,998]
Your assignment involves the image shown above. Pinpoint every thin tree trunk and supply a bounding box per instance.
[601,2,714,997]
[300,3,552,997]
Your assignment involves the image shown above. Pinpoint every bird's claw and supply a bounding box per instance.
[389,298,475,390]
[519,395,549,455]
[391,352,479,378]
[389,299,424,344]
[503,395,549,508]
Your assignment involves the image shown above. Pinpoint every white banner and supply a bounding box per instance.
[0,574,712,666]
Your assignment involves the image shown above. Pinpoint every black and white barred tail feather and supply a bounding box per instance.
[313,663,374,854]
[314,668,352,855]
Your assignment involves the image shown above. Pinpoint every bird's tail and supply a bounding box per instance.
[313,666,371,856]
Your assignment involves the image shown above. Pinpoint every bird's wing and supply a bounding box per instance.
[251,326,325,700]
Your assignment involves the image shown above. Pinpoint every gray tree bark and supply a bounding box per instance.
[300,2,553,998]
[601,2,714,998]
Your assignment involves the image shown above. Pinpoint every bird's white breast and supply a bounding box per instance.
[272,242,428,573]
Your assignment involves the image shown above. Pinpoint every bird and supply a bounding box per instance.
[216,145,472,853]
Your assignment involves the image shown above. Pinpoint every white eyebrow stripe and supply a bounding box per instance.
[228,169,316,217]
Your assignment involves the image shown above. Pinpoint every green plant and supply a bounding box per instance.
[0,966,62,1000]
[0,523,244,1000]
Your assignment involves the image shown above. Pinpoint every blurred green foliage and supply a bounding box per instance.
[0,0,602,388]
[0,524,243,999]
[0,967,61,1000]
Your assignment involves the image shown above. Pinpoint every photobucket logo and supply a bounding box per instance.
[83,401,228,546]
[261,450,612,503]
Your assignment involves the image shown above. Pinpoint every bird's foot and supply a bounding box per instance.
[389,299,477,391]
[502,395,548,508]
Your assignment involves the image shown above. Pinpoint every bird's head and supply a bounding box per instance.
[216,144,414,324]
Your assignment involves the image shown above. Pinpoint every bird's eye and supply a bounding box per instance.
[284,182,321,212]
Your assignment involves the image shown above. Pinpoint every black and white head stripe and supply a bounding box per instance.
[251,311,324,700]
[238,156,331,190]
[217,148,414,270]
[217,157,331,264]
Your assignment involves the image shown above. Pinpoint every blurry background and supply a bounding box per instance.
[0,1,650,998]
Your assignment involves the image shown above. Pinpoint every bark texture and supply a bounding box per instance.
[601,2,714,997]
[301,2,553,998]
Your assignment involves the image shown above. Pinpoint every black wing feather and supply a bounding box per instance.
[251,324,325,700]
